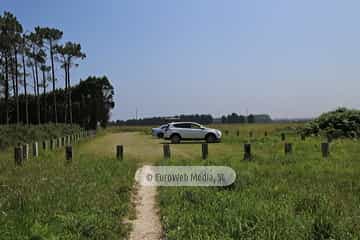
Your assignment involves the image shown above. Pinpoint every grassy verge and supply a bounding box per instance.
[0,133,137,240]
[158,124,360,239]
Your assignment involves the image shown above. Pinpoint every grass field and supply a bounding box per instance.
[1,123,360,239]
[157,123,360,239]
[0,131,140,239]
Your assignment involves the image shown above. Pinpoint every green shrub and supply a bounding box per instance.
[301,108,360,139]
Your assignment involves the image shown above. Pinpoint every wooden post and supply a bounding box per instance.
[32,142,39,157]
[57,138,62,148]
[321,142,329,158]
[249,131,253,138]
[42,140,47,150]
[163,144,170,159]
[14,146,23,165]
[22,144,29,161]
[202,143,208,160]
[116,145,124,160]
[244,143,251,160]
[236,130,240,136]
[50,139,55,150]
[284,142,292,154]
[66,145,73,161]
[281,133,286,141]
[224,130,229,136]
[264,131,268,137]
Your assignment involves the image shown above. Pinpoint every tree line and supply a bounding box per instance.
[115,114,213,126]
[113,113,272,126]
[220,113,272,124]
[0,11,88,126]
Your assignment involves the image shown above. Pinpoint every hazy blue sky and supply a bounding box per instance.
[2,0,360,120]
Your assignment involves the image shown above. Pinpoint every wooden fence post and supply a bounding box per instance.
[264,131,268,137]
[281,133,286,141]
[66,145,73,161]
[32,142,39,157]
[236,130,240,136]
[163,144,171,159]
[284,142,292,154]
[116,145,124,160]
[57,138,62,148]
[249,131,253,138]
[321,142,329,158]
[202,143,208,160]
[244,143,251,160]
[22,144,29,161]
[14,146,23,165]
[50,139,55,150]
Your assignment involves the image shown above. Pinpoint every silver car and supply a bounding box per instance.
[163,122,222,144]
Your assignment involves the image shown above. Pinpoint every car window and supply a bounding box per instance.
[191,123,202,129]
[173,123,191,128]
[160,124,168,129]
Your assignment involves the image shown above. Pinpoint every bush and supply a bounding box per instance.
[301,108,360,139]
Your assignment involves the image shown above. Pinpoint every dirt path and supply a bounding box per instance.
[82,132,163,239]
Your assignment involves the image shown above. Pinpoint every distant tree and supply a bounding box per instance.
[36,27,63,123]
[247,114,255,123]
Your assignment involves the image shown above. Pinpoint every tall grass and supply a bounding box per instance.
[158,123,360,239]
[0,136,137,240]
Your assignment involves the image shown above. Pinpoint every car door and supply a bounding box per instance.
[173,123,192,139]
[189,123,206,139]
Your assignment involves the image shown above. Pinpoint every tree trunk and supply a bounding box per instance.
[22,37,29,125]
[14,48,19,124]
[42,69,47,123]
[64,63,68,123]
[4,54,9,125]
[67,63,72,125]
[50,39,58,124]
[34,58,41,124]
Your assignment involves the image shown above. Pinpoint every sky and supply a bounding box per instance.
[2,0,360,120]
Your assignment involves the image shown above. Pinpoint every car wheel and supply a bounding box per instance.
[171,134,181,144]
[205,134,216,143]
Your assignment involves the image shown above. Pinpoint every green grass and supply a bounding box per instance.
[157,123,360,239]
[0,134,137,240]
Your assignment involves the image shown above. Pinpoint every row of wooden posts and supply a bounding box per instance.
[114,141,330,161]
[225,130,307,141]
[14,130,96,165]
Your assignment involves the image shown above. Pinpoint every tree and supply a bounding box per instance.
[36,27,63,124]
[40,65,51,122]
[28,30,46,124]
[55,42,85,125]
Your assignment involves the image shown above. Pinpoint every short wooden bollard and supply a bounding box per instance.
[116,145,124,160]
[163,144,170,159]
[264,131,268,137]
[32,142,39,157]
[236,130,240,136]
[284,142,292,154]
[42,140,47,150]
[50,139,55,150]
[22,144,29,161]
[57,138,62,148]
[202,143,208,160]
[14,146,23,165]
[65,145,73,161]
[321,142,329,158]
[281,133,286,141]
[249,131,253,138]
[244,143,251,160]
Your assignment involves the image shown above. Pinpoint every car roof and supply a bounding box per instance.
[170,122,201,125]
